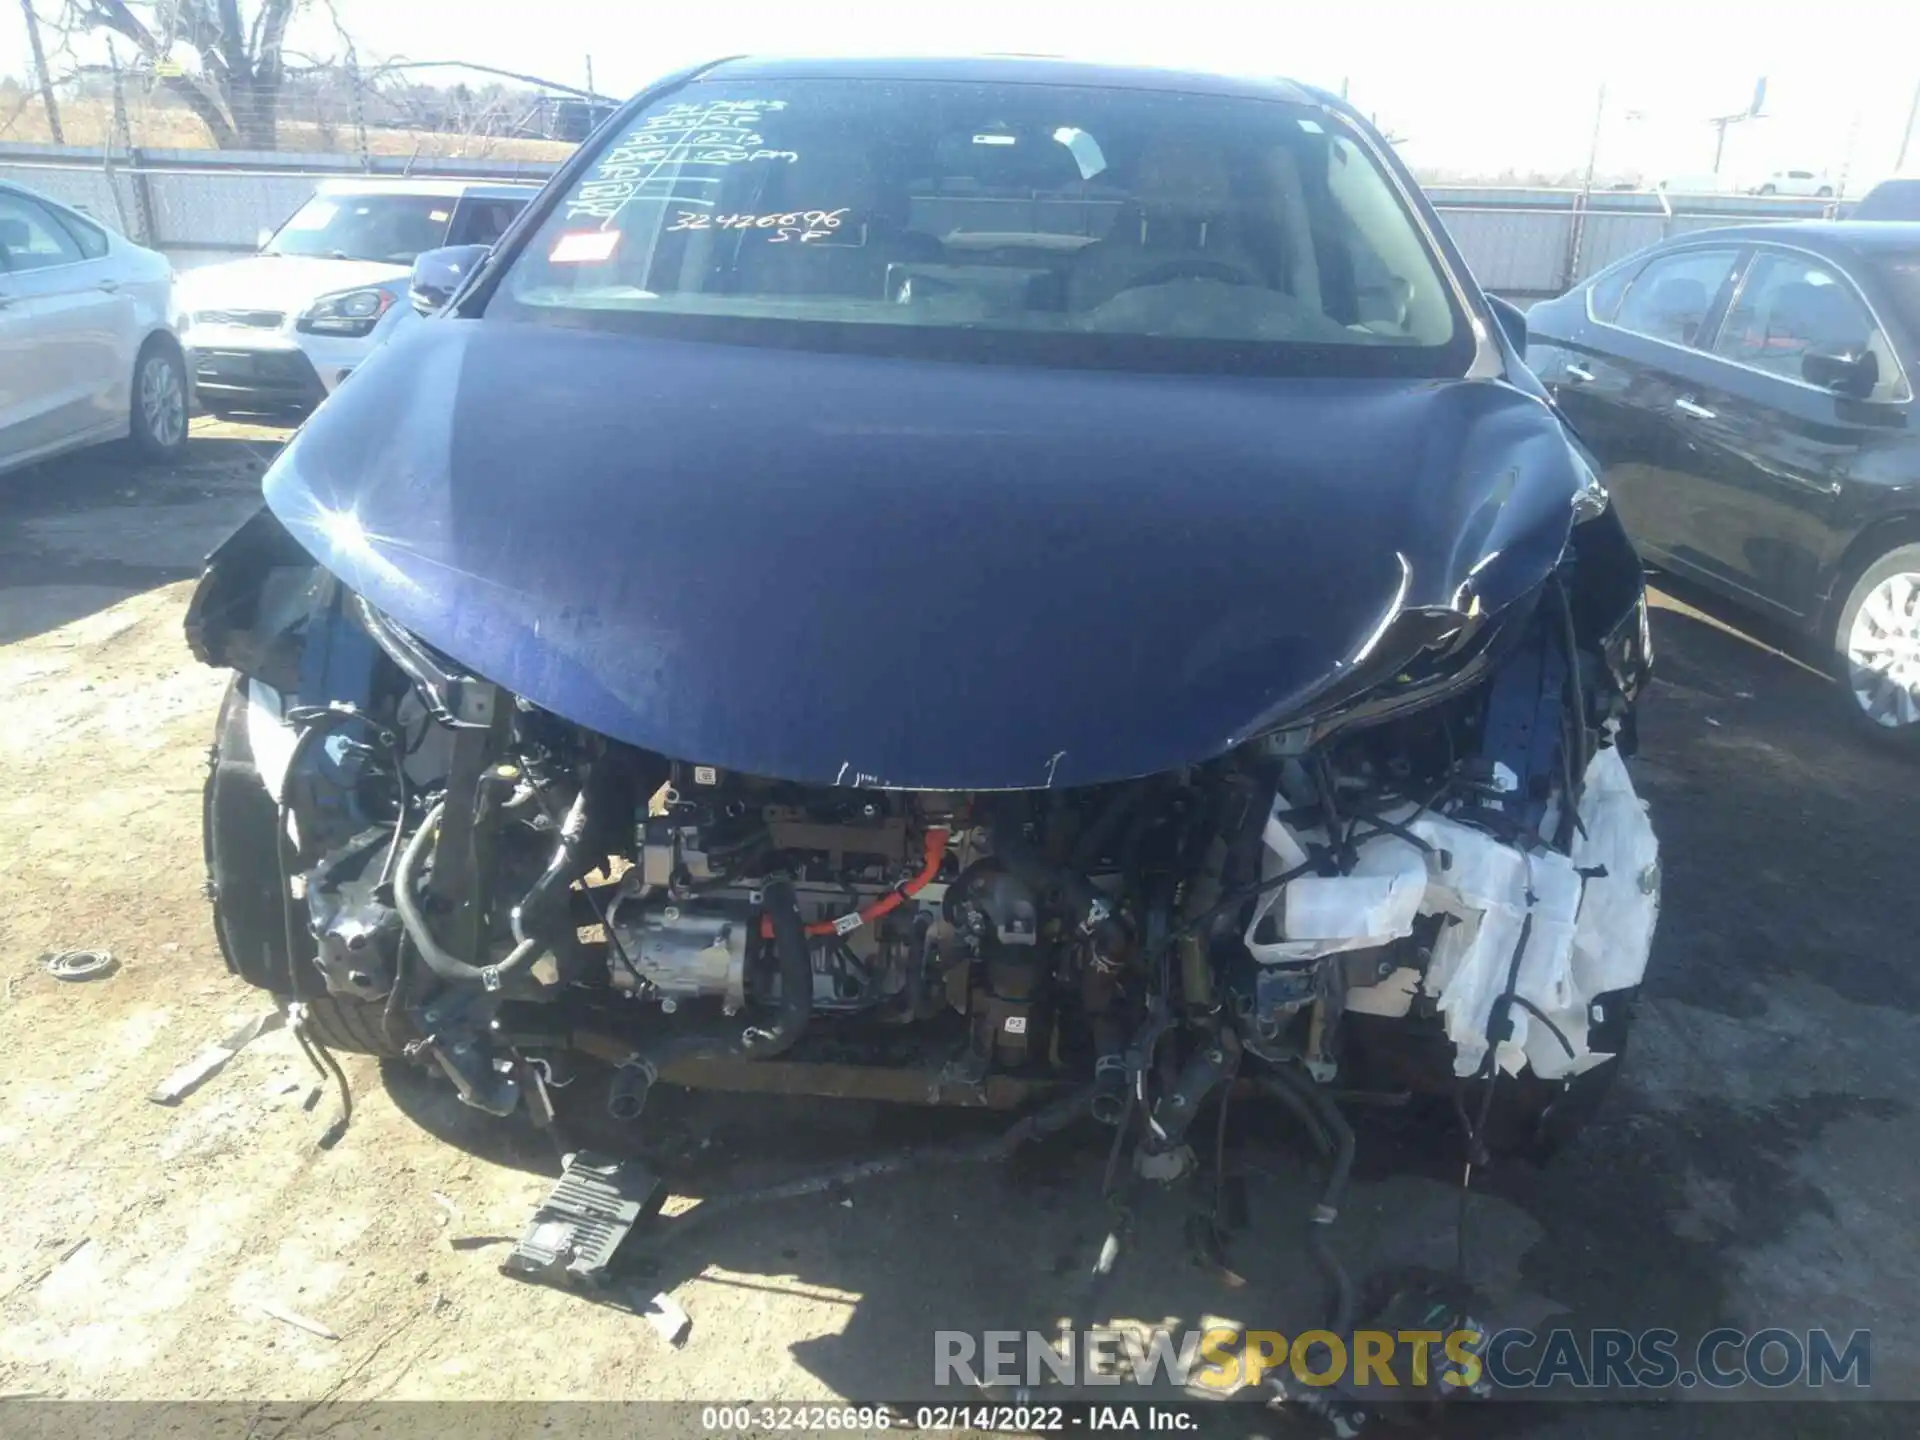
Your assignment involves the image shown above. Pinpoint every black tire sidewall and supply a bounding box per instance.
[1832,543,1920,742]
[203,675,407,1056]
[130,340,188,462]
[204,675,309,994]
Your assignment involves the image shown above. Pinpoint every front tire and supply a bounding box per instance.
[298,995,407,1058]
[1833,543,1920,742]
[130,338,189,462]
[203,675,407,1056]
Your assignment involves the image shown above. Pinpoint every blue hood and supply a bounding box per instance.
[264,318,1583,789]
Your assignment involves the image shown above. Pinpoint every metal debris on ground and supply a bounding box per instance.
[501,1151,660,1289]
[642,1291,692,1348]
[149,1010,286,1106]
[448,1234,515,1252]
[288,1004,353,1149]
[42,949,117,982]
[256,1300,340,1341]
[1,1237,92,1303]
[658,1086,1091,1240]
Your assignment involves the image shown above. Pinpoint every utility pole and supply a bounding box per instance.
[345,45,369,170]
[1566,83,1606,289]
[106,40,132,152]
[18,0,64,144]
[1835,110,1862,207]
[1581,82,1608,195]
[585,54,596,105]
[1710,75,1767,177]
[102,39,138,238]
[1897,78,1920,174]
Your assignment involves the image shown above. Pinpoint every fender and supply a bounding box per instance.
[184,504,317,690]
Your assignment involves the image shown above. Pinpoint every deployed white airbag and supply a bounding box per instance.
[1245,745,1659,1081]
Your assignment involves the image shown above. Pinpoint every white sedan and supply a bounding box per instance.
[0,180,186,473]
[1751,169,1836,198]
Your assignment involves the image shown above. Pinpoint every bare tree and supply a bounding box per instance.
[45,0,302,149]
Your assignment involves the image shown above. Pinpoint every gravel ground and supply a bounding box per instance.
[0,424,1916,1434]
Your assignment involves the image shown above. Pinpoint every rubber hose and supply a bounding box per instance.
[394,800,543,988]
[1309,1225,1357,1339]
[752,878,813,1056]
[509,789,590,946]
[1091,1057,1129,1126]
[1084,967,1128,1125]
[663,1085,1092,1233]
[1259,1068,1357,1337]
[1267,1064,1356,1216]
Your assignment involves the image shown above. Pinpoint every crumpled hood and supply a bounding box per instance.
[177,254,406,317]
[264,318,1585,789]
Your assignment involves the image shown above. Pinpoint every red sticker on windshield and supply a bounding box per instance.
[550,230,620,263]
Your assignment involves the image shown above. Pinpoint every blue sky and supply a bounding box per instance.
[10,0,1919,184]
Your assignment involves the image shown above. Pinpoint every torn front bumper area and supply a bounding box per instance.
[184,490,1661,1170]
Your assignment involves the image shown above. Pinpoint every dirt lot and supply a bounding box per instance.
[2,425,1918,1431]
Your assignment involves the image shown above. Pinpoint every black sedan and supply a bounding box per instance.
[1527,222,1920,736]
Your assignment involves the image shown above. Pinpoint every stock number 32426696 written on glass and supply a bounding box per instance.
[667,207,850,242]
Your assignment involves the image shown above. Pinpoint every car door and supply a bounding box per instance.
[1529,258,1663,474]
[1661,245,1906,619]
[1534,245,1745,567]
[0,189,130,462]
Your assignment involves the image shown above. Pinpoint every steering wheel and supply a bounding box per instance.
[1111,258,1264,293]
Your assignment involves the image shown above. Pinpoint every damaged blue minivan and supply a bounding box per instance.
[187,58,1658,1219]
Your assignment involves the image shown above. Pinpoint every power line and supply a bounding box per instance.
[1897,79,1919,175]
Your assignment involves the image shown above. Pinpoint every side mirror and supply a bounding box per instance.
[1802,344,1878,400]
[1486,294,1527,354]
[409,244,489,315]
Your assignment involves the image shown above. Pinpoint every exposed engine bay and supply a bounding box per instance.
[191,504,1657,1173]
[174,51,1670,1379]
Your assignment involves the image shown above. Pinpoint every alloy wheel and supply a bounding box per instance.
[1846,571,1920,728]
[141,353,187,450]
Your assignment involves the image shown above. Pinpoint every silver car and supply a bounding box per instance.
[0,180,185,472]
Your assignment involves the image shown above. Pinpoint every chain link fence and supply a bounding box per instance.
[0,139,1852,290]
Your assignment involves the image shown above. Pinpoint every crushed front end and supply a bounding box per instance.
[189,492,1655,1169]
